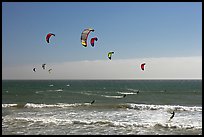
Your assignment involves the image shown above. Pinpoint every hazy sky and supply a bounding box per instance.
[2,2,202,80]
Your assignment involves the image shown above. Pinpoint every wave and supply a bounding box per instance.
[3,116,201,130]
[2,103,202,112]
[2,104,18,108]
[117,91,138,95]
[55,89,63,92]
[46,89,63,92]
[101,95,124,99]
[116,88,139,95]
[80,91,99,96]
[35,89,63,94]
[128,104,202,112]
[24,103,93,108]
[126,88,139,92]
[153,123,201,130]
[2,103,91,109]
[2,103,126,109]
[35,90,45,94]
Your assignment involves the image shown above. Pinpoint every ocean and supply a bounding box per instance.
[2,80,202,135]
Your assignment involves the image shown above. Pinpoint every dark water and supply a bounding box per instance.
[2,80,202,135]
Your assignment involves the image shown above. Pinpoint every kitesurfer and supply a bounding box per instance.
[90,100,95,104]
[169,111,175,120]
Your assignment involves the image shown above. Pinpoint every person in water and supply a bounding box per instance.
[169,111,175,120]
[90,100,95,104]
[123,94,126,98]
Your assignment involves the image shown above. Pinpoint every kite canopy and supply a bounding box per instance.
[90,37,98,47]
[141,63,146,71]
[46,33,55,43]
[33,68,36,72]
[108,52,114,60]
[42,64,46,69]
[48,69,52,74]
[81,28,94,47]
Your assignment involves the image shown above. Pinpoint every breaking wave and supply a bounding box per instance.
[2,103,202,112]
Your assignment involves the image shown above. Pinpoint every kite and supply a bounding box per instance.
[46,33,55,43]
[141,63,146,71]
[48,69,52,74]
[33,68,36,72]
[90,37,98,47]
[42,64,46,69]
[108,52,114,60]
[81,28,94,47]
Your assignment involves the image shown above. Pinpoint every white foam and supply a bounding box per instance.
[2,104,18,108]
[24,103,91,108]
[128,103,202,112]
[55,89,63,92]
[24,103,60,108]
[101,95,124,99]
[126,88,139,92]
[117,92,138,95]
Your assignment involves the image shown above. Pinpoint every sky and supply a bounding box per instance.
[2,2,202,80]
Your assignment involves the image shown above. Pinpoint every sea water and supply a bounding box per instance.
[2,80,202,135]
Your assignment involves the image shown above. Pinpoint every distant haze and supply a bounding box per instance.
[2,56,202,80]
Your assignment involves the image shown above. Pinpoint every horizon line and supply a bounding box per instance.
[2,78,202,81]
